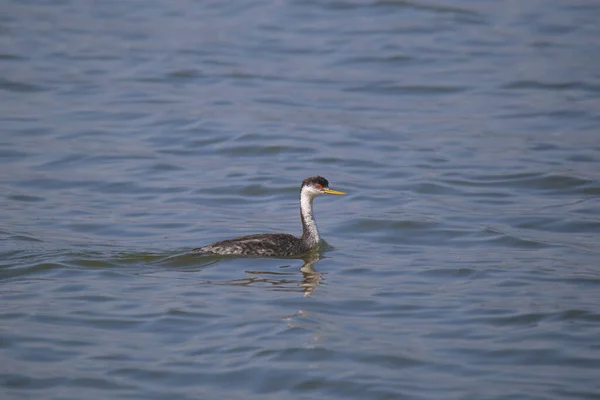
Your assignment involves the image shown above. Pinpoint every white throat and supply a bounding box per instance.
[300,190,320,245]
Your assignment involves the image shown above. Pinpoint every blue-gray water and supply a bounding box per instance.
[2,1,600,399]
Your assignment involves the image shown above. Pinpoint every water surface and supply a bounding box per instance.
[2,1,600,399]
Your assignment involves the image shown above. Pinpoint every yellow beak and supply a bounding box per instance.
[323,188,346,195]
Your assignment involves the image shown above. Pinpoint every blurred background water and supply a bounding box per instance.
[2,0,600,399]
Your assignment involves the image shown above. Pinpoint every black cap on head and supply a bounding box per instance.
[302,176,329,188]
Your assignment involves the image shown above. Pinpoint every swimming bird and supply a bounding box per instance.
[193,176,346,257]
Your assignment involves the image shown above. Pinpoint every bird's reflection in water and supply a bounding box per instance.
[234,252,323,297]
[298,254,322,297]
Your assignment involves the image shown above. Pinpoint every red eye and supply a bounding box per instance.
[317,184,322,189]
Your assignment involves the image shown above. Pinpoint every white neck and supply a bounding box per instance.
[300,190,320,246]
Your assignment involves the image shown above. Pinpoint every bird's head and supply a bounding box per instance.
[301,176,346,199]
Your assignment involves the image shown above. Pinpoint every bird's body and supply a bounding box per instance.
[197,233,308,257]
[194,176,345,257]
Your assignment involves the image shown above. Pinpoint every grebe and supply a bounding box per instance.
[193,176,345,257]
